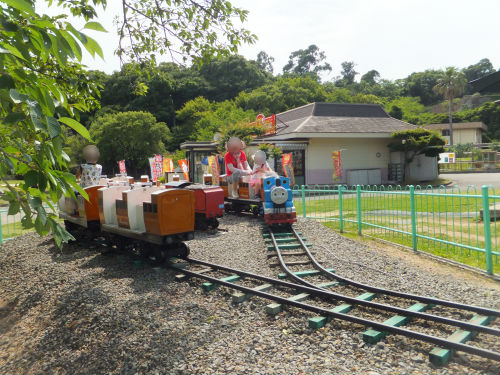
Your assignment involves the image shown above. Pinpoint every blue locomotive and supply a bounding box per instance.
[262,176,296,225]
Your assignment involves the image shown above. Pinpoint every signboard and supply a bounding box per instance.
[163,157,174,173]
[250,113,276,135]
[207,155,220,185]
[332,150,342,182]
[149,155,163,181]
[282,153,295,185]
[178,159,189,181]
[118,160,126,175]
[438,152,456,164]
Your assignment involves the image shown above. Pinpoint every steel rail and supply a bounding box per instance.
[175,258,500,362]
[185,257,500,337]
[283,226,500,318]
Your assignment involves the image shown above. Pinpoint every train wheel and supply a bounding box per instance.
[251,206,260,216]
[195,216,209,231]
[176,243,190,259]
[208,218,219,229]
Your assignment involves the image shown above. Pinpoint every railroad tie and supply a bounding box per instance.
[266,243,312,251]
[264,237,308,244]
[266,292,310,315]
[269,260,316,268]
[308,292,375,329]
[362,302,433,343]
[202,274,241,292]
[428,314,493,366]
[277,268,335,279]
[232,283,273,304]
[266,251,316,258]
[175,267,212,281]
[262,232,302,238]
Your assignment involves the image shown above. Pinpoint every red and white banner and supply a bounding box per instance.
[118,160,126,175]
[178,159,189,181]
[332,150,342,182]
[282,153,295,186]
[149,155,163,181]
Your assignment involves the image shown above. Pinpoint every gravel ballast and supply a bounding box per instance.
[0,215,499,375]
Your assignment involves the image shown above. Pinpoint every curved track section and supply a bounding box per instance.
[172,257,500,362]
[268,225,500,318]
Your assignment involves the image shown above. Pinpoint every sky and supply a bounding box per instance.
[37,0,500,81]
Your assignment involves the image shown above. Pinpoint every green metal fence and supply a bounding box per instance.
[292,184,499,275]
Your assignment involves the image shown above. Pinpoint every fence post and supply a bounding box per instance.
[409,185,417,251]
[356,185,362,235]
[481,186,493,275]
[338,185,343,233]
[301,185,306,218]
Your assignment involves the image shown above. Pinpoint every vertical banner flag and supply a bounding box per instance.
[178,159,189,181]
[148,157,156,181]
[207,155,220,185]
[118,160,126,175]
[163,157,174,173]
[154,154,163,181]
[332,150,342,182]
[282,153,295,186]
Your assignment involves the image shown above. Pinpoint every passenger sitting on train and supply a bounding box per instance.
[251,150,277,198]
[224,136,252,199]
[76,145,103,188]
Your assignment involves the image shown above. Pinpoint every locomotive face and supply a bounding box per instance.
[270,186,288,205]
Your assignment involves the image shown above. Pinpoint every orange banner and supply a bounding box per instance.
[178,159,189,181]
[282,153,295,185]
[207,155,220,185]
[250,113,276,135]
[163,157,174,173]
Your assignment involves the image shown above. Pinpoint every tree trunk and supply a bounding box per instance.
[448,97,453,146]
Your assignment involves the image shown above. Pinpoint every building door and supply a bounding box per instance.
[275,149,306,186]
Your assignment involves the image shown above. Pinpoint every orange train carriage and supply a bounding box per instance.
[59,179,195,260]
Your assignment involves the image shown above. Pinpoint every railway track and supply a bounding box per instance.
[170,225,500,366]
[264,224,500,365]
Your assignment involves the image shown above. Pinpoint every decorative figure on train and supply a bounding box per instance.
[77,145,103,188]
[224,136,252,199]
[251,150,277,198]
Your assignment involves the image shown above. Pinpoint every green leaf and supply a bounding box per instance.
[47,117,61,138]
[84,21,107,33]
[24,170,39,188]
[9,88,28,103]
[58,117,92,140]
[0,74,15,89]
[4,112,25,124]
[7,201,20,216]
[0,43,26,60]
[2,0,35,16]
[83,35,104,59]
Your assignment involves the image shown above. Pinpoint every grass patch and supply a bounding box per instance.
[321,220,500,275]
[1,221,34,240]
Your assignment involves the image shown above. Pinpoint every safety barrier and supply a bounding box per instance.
[292,184,499,275]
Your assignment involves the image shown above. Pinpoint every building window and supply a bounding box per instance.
[441,129,450,136]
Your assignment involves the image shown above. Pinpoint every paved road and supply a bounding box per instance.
[441,173,500,189]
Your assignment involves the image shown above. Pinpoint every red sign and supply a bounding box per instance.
[178,159,189,181]
[250,113,276,135]
[118,160,126,175]
[282,153,295,185]
[332,151,342,182]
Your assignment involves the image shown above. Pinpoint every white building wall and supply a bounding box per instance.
[305,138,391,184]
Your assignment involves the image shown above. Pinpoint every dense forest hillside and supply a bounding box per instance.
[69,48,499,170]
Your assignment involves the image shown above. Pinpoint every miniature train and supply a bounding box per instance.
[218,175,297,225]
[59,172,296,260]
[58,176,224,260]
